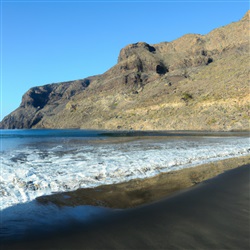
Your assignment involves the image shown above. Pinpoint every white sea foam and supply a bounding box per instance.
[0,136,249,211]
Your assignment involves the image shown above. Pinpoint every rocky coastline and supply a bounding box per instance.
[1,11,249,131]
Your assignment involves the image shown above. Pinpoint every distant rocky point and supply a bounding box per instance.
[1,11,249,130]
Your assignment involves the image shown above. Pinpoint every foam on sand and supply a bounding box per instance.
[1,135,249,211]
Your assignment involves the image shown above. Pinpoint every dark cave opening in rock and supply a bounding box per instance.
[156,65,168,75]
[206,58,213,65]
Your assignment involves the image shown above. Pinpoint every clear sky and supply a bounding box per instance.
[0,0,248,120]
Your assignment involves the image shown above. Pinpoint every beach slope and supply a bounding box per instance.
[2,160,250,250]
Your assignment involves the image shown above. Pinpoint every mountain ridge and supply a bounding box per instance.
[1,11,249,130]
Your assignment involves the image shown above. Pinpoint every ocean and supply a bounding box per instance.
[0,129,249,240]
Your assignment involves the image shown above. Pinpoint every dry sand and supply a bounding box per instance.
[1,156,250,250]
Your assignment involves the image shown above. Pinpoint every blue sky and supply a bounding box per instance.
[0,0,248,119]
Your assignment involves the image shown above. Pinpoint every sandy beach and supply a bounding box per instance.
[1,156,250,250]
[37,156,250,209]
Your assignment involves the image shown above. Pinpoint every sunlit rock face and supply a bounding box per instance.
[1,11,249,131]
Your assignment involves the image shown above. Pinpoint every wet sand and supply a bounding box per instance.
[1,158,250,250]
[37,156,250,209]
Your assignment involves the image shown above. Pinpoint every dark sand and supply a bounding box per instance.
[1,162,250,250]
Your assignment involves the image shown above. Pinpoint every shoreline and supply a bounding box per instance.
[37,155,250,209]
[2,158,250,249]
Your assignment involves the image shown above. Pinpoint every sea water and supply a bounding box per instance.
[0,129,249,239]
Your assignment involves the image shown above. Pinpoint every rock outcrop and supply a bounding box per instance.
[1,11,249,130]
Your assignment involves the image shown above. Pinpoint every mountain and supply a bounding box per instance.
[1,11,249,130]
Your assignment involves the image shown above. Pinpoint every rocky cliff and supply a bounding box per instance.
[1,11,249,130]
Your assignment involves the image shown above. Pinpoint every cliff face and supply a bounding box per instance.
[0,79,91,129]
[1,11,249,130]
